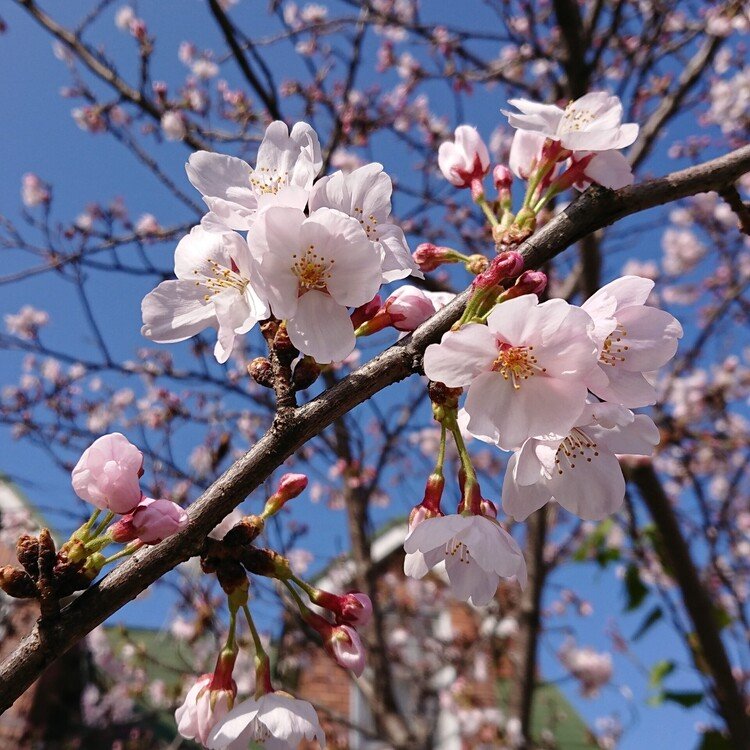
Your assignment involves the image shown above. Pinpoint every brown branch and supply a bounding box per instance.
[628,465,750,747]
[0,145,749,714]
[207,0,284,121]
[15,0,210,152]
[719,185,750,236]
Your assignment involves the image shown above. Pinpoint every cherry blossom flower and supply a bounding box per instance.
[110,497,188,544]
[176,674,234,745]
[404,513,527,604]
[187,121,322,232]
[423,295,599,449]
[161,111,187,141]
[503,92,639,151]
[309,163,422,281]
[581,276,683,407]
[21,173,50,207]
[71,432,143,514]
[207,692,326,750]
[438,125,490,188]
[558,639,613,697]
[248,206,382,363]
[502,401,659,521]
[141,226,268,363]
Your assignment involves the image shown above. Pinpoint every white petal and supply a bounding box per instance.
[186,151,253,200]
[286,291,355,364]
[588,367,657,408]
[141,280,216,343]
[594,414,660,455]
[502,455,554,521]
[616,305,683,371]
[404,515,469,554]
[550,450,626,520]
[422,325,497,387]
[582,150,634,189]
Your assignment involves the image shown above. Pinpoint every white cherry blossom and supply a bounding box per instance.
[403,513,527,605]
[503,92,639,151]
[502,401,660,521]
[423,294,599,449]
[581,275,683,407]
[186,121,322,232]
[207,692,325,750]
[248,206,382,363]
[438,125,490,188]
[308,162,422,282]
[141,226,268,363]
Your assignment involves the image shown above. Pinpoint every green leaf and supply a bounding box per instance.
[649,659,675,688]
[624,563,648,611]
[698,730,732,750]
[663,690,703,708]
[632,605,663,641]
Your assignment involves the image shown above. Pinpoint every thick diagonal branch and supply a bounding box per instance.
[0,145,749,714]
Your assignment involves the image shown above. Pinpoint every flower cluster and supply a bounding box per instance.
[141,121,421,364]
[403,91,682,611]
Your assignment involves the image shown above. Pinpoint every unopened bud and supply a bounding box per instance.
[501,270,548,300]
[413,243,462,273]
[0,566,37,599]
[472,251,524,289]
[493,165,513,191]
[262,473,308,518]
[248,357,274,388]
[470,178,485,201]
[292,357,321,391]
[222,515,265,546]
[428,381,462,409]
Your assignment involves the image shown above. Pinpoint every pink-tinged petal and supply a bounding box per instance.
[403,550,429,579]
[454,125,490,169]
[536,305,599,378]
[582,150,634,189]
[141,280,216,343]
[592,275,654,311]
[550,450,626,520]
[588,366,657,408]
[445,554,498,604]
[403,514,469,554]
[286,291,355,364]
[593,414,660,455]
[422,324,498,387]
[308,171,346,213]
[186,151,253,200]
[560,127,633,152]
[579,400,634,430]
[348,163,393,222]
[207,700,261,748]
[509,130,546,179]
[513,439,544,486]
[200,198,257,232]
[485,294,542,344]
[303,209,382,306]
[616,305,683,371]
[503,99,564,135]
[378,224,422,281]
[503,455,554,521]
[464,371,587,450]
[250,207,306,319]
[174,226,230,280]
[255,184,310,215]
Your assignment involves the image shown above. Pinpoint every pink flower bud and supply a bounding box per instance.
[328,625,366,677]
[472,251,524,289]
[113,497,188,544]
[480,498,498,519]
[503,270,548,299]
[413,243,462,272]
[263,473,308,517]
[438,125,490,188]
[385,286,436,332]
[350,295,382,329]
[338,593,373,627]
[493,165,513,190]
[71,433,143,514]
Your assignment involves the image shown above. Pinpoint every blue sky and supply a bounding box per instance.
[0,2,736,747]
